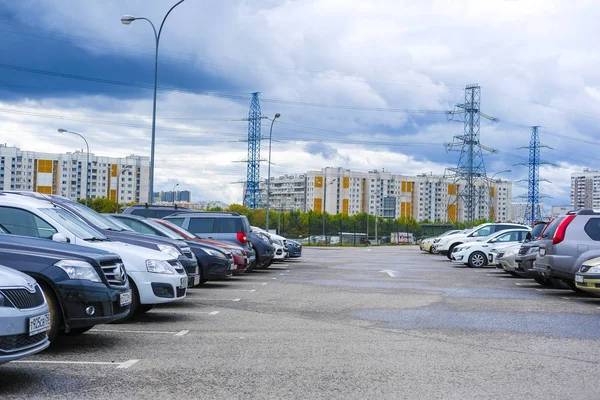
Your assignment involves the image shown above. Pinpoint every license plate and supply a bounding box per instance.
[575,275,584,283]
[180,277,187,289]
[119,290,132,306]
[194,276,200,286]
[29,312,51,336]
[539,248,546,256]
[230,262,235,270]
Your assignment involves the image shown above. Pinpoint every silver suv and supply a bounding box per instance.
[534,210,600,290]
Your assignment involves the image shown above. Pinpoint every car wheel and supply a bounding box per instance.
[111,278,139,323]
[263,258,273,268]
[431,246,439,255]
[136,304,154,314]
[198,267,207,284]
[447,244,458,260]
[533,275,551,286]
[468,251,487,268]
[63,327,93,336]
[40,283,63,343]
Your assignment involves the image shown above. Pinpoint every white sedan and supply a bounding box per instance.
[451,229,530,268]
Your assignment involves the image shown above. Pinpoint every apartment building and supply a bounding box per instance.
[261,167,513,223]
[571,169,600,209]
[0,145,149,203]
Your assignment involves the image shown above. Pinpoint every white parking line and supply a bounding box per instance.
[13,359,140,369]
[535,288,572,292]
[276,264,290,267]
[90,329,187,336]
[562,297,572,300]
[175,330,189,336]
[184,298,241,302]
[209,311,220,315]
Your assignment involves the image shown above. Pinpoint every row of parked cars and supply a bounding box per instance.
[0,192,302,365]
[419,211,600,296]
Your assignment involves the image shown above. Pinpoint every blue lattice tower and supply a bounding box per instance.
[524,126,541,225]
[445,84,498,223]
[243,92,262,209]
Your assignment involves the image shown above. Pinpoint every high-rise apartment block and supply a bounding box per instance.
[0,145,149,203]
[571,169,600,209]
[260,167,513,222]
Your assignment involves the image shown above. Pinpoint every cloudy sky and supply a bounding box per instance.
[0,0,598,208]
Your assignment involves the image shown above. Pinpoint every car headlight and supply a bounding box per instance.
[461,246,470,251]
[588,265,600,273]
[55,260,102,282]
[505,250,516,257]
[157,244,181,259]
[205,249,226,259]
[146,259,175,274]
[526,247,539,254]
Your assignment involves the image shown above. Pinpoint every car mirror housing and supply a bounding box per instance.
[52,233,70,243]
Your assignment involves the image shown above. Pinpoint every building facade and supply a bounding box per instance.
[571,169,600,209]
[154,190,191,203]
[260,167,513,223]
[0,145,149,203]
[551,205,572,218]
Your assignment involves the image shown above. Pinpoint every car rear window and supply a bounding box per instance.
[530,223,547,239]
[584,218,600,241]
[188,218,216,233]
[220,218,242,233]
[542,217,564,239]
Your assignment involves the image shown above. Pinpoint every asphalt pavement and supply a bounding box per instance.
[2,246,600,399]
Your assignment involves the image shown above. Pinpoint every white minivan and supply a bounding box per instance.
[0,194,187,318]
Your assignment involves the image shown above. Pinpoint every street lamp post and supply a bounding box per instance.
[265,113,281,232]
[172,183,179,206]
[121,0,186,205]
[322,178,337,240]
[115,165,132,213]
[58,129,90,206]
[488,169,511,221]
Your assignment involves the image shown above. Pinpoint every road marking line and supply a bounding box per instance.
[277,264,290,267]
[262,283,268,285]
[379,269,396,277]
[535,288,572,292]
[562,297,572,300]
[209,311,220,315]
[515,283,523,286]
[272,278,277,280]
[14,359,139,369]
[117,359,140,369]
[175,330,189,336]
[91,329,184,336]
[184,298,242,302]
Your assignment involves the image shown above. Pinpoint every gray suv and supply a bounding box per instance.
[534,210,600,290]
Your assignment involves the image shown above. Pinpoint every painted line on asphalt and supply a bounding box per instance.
[175,330,189,336]
[276,264,290,267]
[184,298,242,302]
[209,311,220,315]
[208,289,256,292]
[562,297,572,300]
[535,288,572,292]
[13,359,140,369]
[91,329,189,336]
[271,277,277,280]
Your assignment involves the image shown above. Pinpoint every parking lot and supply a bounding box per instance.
[2,246,600,399]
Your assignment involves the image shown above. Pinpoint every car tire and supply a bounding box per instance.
[199,267,207,284]
[263,258,273,268]
[63,327,93,336]
[136,304,154,314]
[40,283,63,343]
[468,251,488,268]
[447,244,459,260]
[112,278,139,323]
[533,275,551,286]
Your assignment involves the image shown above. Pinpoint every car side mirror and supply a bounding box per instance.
[52,233,70,243]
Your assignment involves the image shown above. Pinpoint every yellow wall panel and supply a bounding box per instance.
[343,177,349,189]
[111,164,118,177]
[37,185,52,194]
[37,159,53,173]
[110,189,117,201]
[401,181,413,193]
[314,176,323,188]
[313,198,322,211]
[400,201,412,218]
[448,184,457,195]
[448,204,457,222]
[342,199,349,215]
[490,187,495,197]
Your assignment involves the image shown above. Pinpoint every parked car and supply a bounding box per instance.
[436,223,529,259]
[163,212,259,269]
[534,210,600,291]
[252,226,288,261]
[6,193,200,289]
[574,256,600,296]
[286,239,302,258]
[121,204,192,218]
[494,242,523,275]
[0,264,51,363]
[514,221,549,284]
[451,229,530,268]
[0,232,131,340]
[151,218,248,275]
[0,193,187,320]
[110,214,238,282]
[421,230,461,254]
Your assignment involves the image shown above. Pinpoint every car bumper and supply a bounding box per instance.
[450,250,467,263]
[54,280,132,328]
[287,246,302,257]
[203,257,233,280]
[575,273,600,294]
[180,257,200,287]
[129,271,187,305]
[0,304,50,364]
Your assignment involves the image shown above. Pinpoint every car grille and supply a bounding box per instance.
[0,286,45,309]
[176,287,186,298]
[100,261,127,286]
[183,263,197,275]
[0,332,47,352]
[182,249,194,259]
[168,260,185,274]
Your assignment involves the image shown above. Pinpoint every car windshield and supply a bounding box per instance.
[156,219,195,238]
[67,201,126,231]
[40,207,107,240]
[530,223,548,239]
[143,218,186,240]
[104,215,134,231]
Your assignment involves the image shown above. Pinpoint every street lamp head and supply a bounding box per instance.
[120,15,136,25]
[57,129,67,133]
[274,113,281,119]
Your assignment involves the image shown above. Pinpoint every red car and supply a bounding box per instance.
[152,219,248,274]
